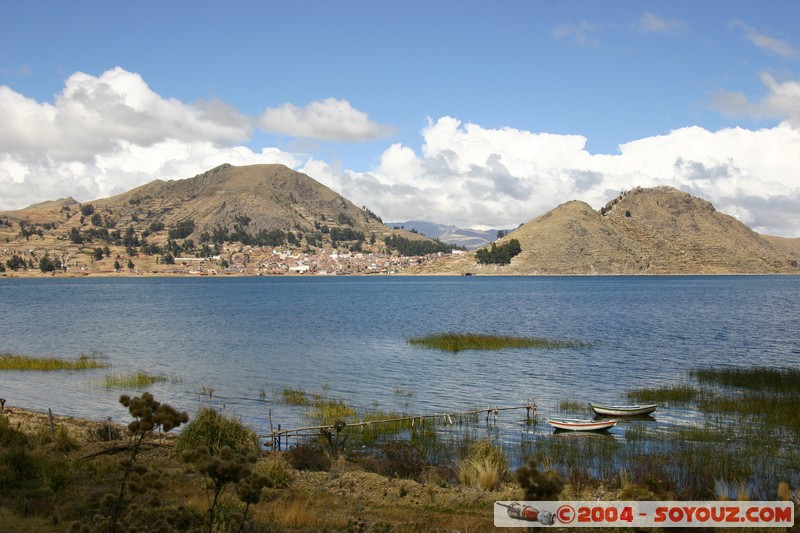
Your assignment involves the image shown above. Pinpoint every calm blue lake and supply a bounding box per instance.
[1,275,799,445]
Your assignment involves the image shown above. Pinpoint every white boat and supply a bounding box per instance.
[547,418,617,432]
[589,403,658,417]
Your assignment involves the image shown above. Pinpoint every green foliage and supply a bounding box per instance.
[0,418,75,520]
[286,441,331,471]
[0,415,29,449]
[456,440,509,490]
[69,227,84,244]
[379,441,426,480]
[80,203,95,216]
[102,393,188,532]
[558,400,586,413]
[174,407,259,457]
[626,384,697,403]
[121,225,139,248]
[0,352,107,370]
[101,372,168,389]
[329,226,364,244]
[280,387,310,405]
[475,238,521,265]
[168,219,195,239]
[384,234,454,256]
[182,445,269,532]
[89,421,122,442]
[254,454,294,489]
[6,254,26,270]
[38,254,57,272]
[306,395,357,426]
[52,426,78,453]
[407,333,589,352]
[516,458,564,500]
[691,366,800,393]
[206,224,287,247]
[18,220,44,239]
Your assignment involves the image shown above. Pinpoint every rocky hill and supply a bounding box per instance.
[2,175,798,276]
[0,164,437,275]
[102,163,403,239]
[416,187,799,275]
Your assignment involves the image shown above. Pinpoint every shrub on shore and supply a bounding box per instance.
[456,440,509,491]
[174,407,259,456]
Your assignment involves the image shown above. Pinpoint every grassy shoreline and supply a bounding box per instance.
[3,364,800,530]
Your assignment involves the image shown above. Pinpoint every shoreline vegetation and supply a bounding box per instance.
[407,333,590,352]
[0,352,108,371]
[100,372,170,389]
[2,362,800,530]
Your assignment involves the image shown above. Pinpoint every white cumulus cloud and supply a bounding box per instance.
[307,117,800,237]
[0,67,297,208]
[259,98,395,141]
[1,68,799,238]
[714,73,800,127]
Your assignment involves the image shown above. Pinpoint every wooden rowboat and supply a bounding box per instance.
[547,418,617,432]
[588,403,658,417]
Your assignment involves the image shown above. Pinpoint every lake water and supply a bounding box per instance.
[1,275,799,447]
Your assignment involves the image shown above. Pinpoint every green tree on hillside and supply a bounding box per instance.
[476,239,521,265]
[39,255,56,272]
[6,255,25,270]
[168,219,195,240]
[69,227,84,244]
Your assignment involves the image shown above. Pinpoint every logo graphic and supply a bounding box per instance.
[496,502,556,525]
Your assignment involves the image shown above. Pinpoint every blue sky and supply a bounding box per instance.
[1,1,799,236]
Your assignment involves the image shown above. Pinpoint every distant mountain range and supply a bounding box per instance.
[384,221,515,249]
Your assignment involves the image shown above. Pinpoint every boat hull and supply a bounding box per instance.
[589,403,658,417]
[547,418,617,432]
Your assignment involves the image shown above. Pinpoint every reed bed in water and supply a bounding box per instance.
[100,372,168,389]
[625,384,698,403]
[407,333,588,352]
[280,387,310,406]
[270,366,799,501]
[691,366,800,393]
[0,352,108,371]
[523,366,800,500]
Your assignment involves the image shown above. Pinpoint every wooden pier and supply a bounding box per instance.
[265,398,537,450]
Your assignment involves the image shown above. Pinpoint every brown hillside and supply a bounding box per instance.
[432,187,797,275]
[0,164,432,276]
[763,235,800,267]
[501,200,646,275]
[99,163,396,239]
